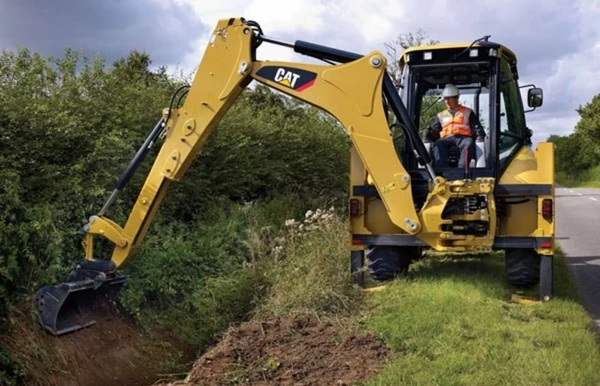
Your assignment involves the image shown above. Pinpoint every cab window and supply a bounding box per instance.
[498,56,526,168]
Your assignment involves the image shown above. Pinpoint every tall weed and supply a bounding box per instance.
[256,207,362,318]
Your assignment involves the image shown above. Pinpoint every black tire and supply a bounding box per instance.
[367,246,421,281]
[505,248,541,288]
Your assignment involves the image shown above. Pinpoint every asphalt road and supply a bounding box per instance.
[555,186,600,330]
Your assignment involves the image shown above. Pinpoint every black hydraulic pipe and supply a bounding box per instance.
[382,75,432,165]
[294,40,361,63]
[261,36,436,181]
[474,88,481,118]
[293,39,433,169]
[259,36,294,49]
[116,118,164,191]
[98,118,165,216]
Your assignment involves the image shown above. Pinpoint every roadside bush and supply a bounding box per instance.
[0,167,66,325]
[0,46,349,307]
[0,47,351,380]
[160,85,350,220]
[0,48,181,320]
[0,348,24,386]
[256,207,362,318]
[117,195,340,349]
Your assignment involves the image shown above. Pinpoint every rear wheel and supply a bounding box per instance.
[505,248,540,288]
[367,246,422,281]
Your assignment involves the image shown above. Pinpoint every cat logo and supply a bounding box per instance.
[256,66,317,92]
[274,68,301,89]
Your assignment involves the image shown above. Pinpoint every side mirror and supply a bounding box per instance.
[527,88,543,108]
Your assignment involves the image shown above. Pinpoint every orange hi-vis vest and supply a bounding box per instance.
[438,106,472,138]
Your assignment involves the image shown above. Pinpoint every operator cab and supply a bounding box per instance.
[395,41,542,193]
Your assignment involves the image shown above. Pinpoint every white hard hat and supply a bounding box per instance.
[442,84,460,98]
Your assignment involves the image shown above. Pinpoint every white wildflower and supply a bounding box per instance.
[285,219,300,227]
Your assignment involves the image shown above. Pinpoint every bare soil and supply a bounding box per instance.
[2,297,195,386]
[3,303,389,385]
[162,316,391,386]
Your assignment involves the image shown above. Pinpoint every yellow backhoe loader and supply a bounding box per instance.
[34,17,554,336]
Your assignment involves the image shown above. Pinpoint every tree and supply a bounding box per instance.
[419,94,446,130]
[547,133,600,176]
[547,92,600,177]
[384,29,439,89]
[575,94,600,155]
[383,30,440,158]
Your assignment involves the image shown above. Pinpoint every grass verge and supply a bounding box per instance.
[363,249,600,385]
[557,167,600,188]
[229,209,600,385]
[134,208,600,386]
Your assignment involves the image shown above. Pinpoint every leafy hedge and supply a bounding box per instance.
[0,48,351,382]
[547,93,600,179]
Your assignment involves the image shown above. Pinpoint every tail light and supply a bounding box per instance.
[541,198,553,220]
[349,199,361,217]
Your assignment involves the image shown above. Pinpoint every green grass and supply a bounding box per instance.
[241,211,600,385]
[557,166,600,188]
[363,250,600,386]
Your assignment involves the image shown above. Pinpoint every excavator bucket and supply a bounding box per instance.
[34,259,125,336]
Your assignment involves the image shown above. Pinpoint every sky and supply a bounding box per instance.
[1,0,598,145]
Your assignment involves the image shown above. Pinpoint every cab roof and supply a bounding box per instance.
[399,41,516,66]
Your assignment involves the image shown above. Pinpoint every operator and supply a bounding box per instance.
[425,84,484,168]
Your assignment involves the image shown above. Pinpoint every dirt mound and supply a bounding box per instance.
[168,316,390,386]
[2,298,194,386]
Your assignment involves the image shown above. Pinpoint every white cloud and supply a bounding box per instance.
[178,0,600,143]
[0,0,205,72]
[169,0,600,144]
[7,0,594,143]
[244,0,328,35]
[528,115,579,146]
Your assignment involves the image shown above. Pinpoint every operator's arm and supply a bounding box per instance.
[431,116,442,132]
[469,111,485,139]
[425,116,442,141]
